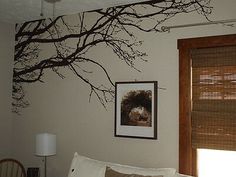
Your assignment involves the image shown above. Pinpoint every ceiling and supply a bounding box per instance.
[0,0,144,24]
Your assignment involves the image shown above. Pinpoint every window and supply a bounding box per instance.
[178,34,236,176]
[198,149,236,177]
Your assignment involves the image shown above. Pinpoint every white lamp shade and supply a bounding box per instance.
[35,133,56,156]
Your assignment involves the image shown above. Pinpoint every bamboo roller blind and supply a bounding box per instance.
[191,45,236,151]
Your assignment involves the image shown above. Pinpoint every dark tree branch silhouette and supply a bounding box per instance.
[13,0,212,113]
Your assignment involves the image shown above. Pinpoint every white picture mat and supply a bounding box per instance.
[116,82,156,138]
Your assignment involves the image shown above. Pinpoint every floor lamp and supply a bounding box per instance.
[35,133,56,177]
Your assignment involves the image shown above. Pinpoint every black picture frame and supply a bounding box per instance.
[115,81,157,139]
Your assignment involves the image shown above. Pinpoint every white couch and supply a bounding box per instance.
[67,152,193,177]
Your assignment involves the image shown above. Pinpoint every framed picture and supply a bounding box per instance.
[115,81,157,139]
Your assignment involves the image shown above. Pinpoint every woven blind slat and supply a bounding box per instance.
[192,111,236,128]
[192,133,236,151]
[191,45,236,151]
[192,46,236,67]
[192,100,236,113]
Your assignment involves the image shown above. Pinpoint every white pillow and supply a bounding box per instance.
[68,152,176,177]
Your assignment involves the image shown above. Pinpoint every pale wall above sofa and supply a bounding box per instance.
[0,21,14,159]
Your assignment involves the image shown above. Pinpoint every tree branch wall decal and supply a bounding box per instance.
[13,0,212,113]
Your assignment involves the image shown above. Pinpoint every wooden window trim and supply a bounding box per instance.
[178,34,236,176]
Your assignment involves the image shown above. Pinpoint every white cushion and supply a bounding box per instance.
[68,152,177,177]
[174,173,193,177]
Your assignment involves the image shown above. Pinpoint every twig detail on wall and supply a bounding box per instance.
[157,87,166,90]
[13,0,212,113]
[134,79,166,90]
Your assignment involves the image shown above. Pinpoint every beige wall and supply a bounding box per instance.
[0,21,14,159]
[11,1,236,177]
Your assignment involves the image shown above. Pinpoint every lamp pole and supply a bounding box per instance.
[44,156,47,177]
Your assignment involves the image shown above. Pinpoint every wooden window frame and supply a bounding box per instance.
[178,34,236,176]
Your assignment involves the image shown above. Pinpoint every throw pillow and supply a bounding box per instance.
[105,167,163,177]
